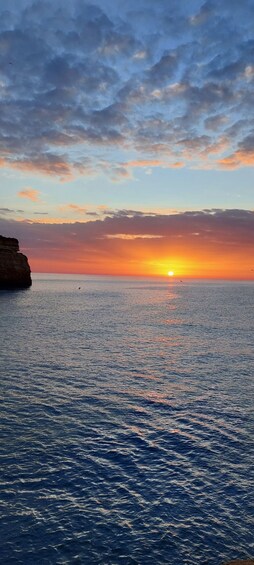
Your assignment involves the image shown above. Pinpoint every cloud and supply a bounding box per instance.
[218,132,254,168]
[18,188,41,201]
[13,155,75,180]
[33,212,48,215]
[110,166,133,182]
[190,1,214,26]
[0,207,24,215]
[59,203,88,215]
[125,159,164,168]
[147,52,179,86]
[133,50,147,60]
[119,158,184,175]
[105,233,163,240]
[204,114,229,131]
[0,0,253,178]
[218,150,254,169]
[0,208,253,278]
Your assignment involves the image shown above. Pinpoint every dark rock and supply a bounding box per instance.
[0,235,32,289]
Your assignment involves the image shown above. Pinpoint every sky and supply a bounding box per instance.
[0,0,253,278]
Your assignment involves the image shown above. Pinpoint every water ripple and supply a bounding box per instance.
[1,278,254,564]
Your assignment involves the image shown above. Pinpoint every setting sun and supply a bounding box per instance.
[168,271,175,277]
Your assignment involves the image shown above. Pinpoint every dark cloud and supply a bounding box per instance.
[103,208,158,218]
[238,133,254,152]
[204,114,228,131]
[0,207,24,215]
[190,1,214,26]
[0,0,253,177]
[1,208,253,248]
[147,52,179,85]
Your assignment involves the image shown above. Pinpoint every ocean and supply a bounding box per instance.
[1,275,253,565]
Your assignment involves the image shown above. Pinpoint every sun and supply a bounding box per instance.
[168,270,174,277]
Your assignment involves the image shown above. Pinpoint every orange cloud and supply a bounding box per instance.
[106,234,163,240]
[18,188,41,202]
[171,161,184,168]
[59,204,88,214]
[18,217,78,224]
[204,137,229,156]
[218,150,254,169]
[123,159,184,170]
[126,159,164,167]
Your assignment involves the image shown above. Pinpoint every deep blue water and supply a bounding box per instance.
[1,275,254,565]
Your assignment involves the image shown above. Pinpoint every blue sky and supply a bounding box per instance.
[0,0,253,277]
[1,0,254,217]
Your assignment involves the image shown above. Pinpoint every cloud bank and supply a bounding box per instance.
[0,208,253,278]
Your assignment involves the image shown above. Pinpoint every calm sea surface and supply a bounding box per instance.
[1,275,254,565]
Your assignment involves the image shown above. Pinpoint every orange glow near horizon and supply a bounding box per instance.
[19,209,254,281]
[29,248,254,280]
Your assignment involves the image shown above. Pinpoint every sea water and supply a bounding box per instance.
[1,275,253,565]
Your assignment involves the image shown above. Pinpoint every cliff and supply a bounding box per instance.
[0,235,32,289]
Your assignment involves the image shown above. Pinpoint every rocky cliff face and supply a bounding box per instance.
[0,235,32,289]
